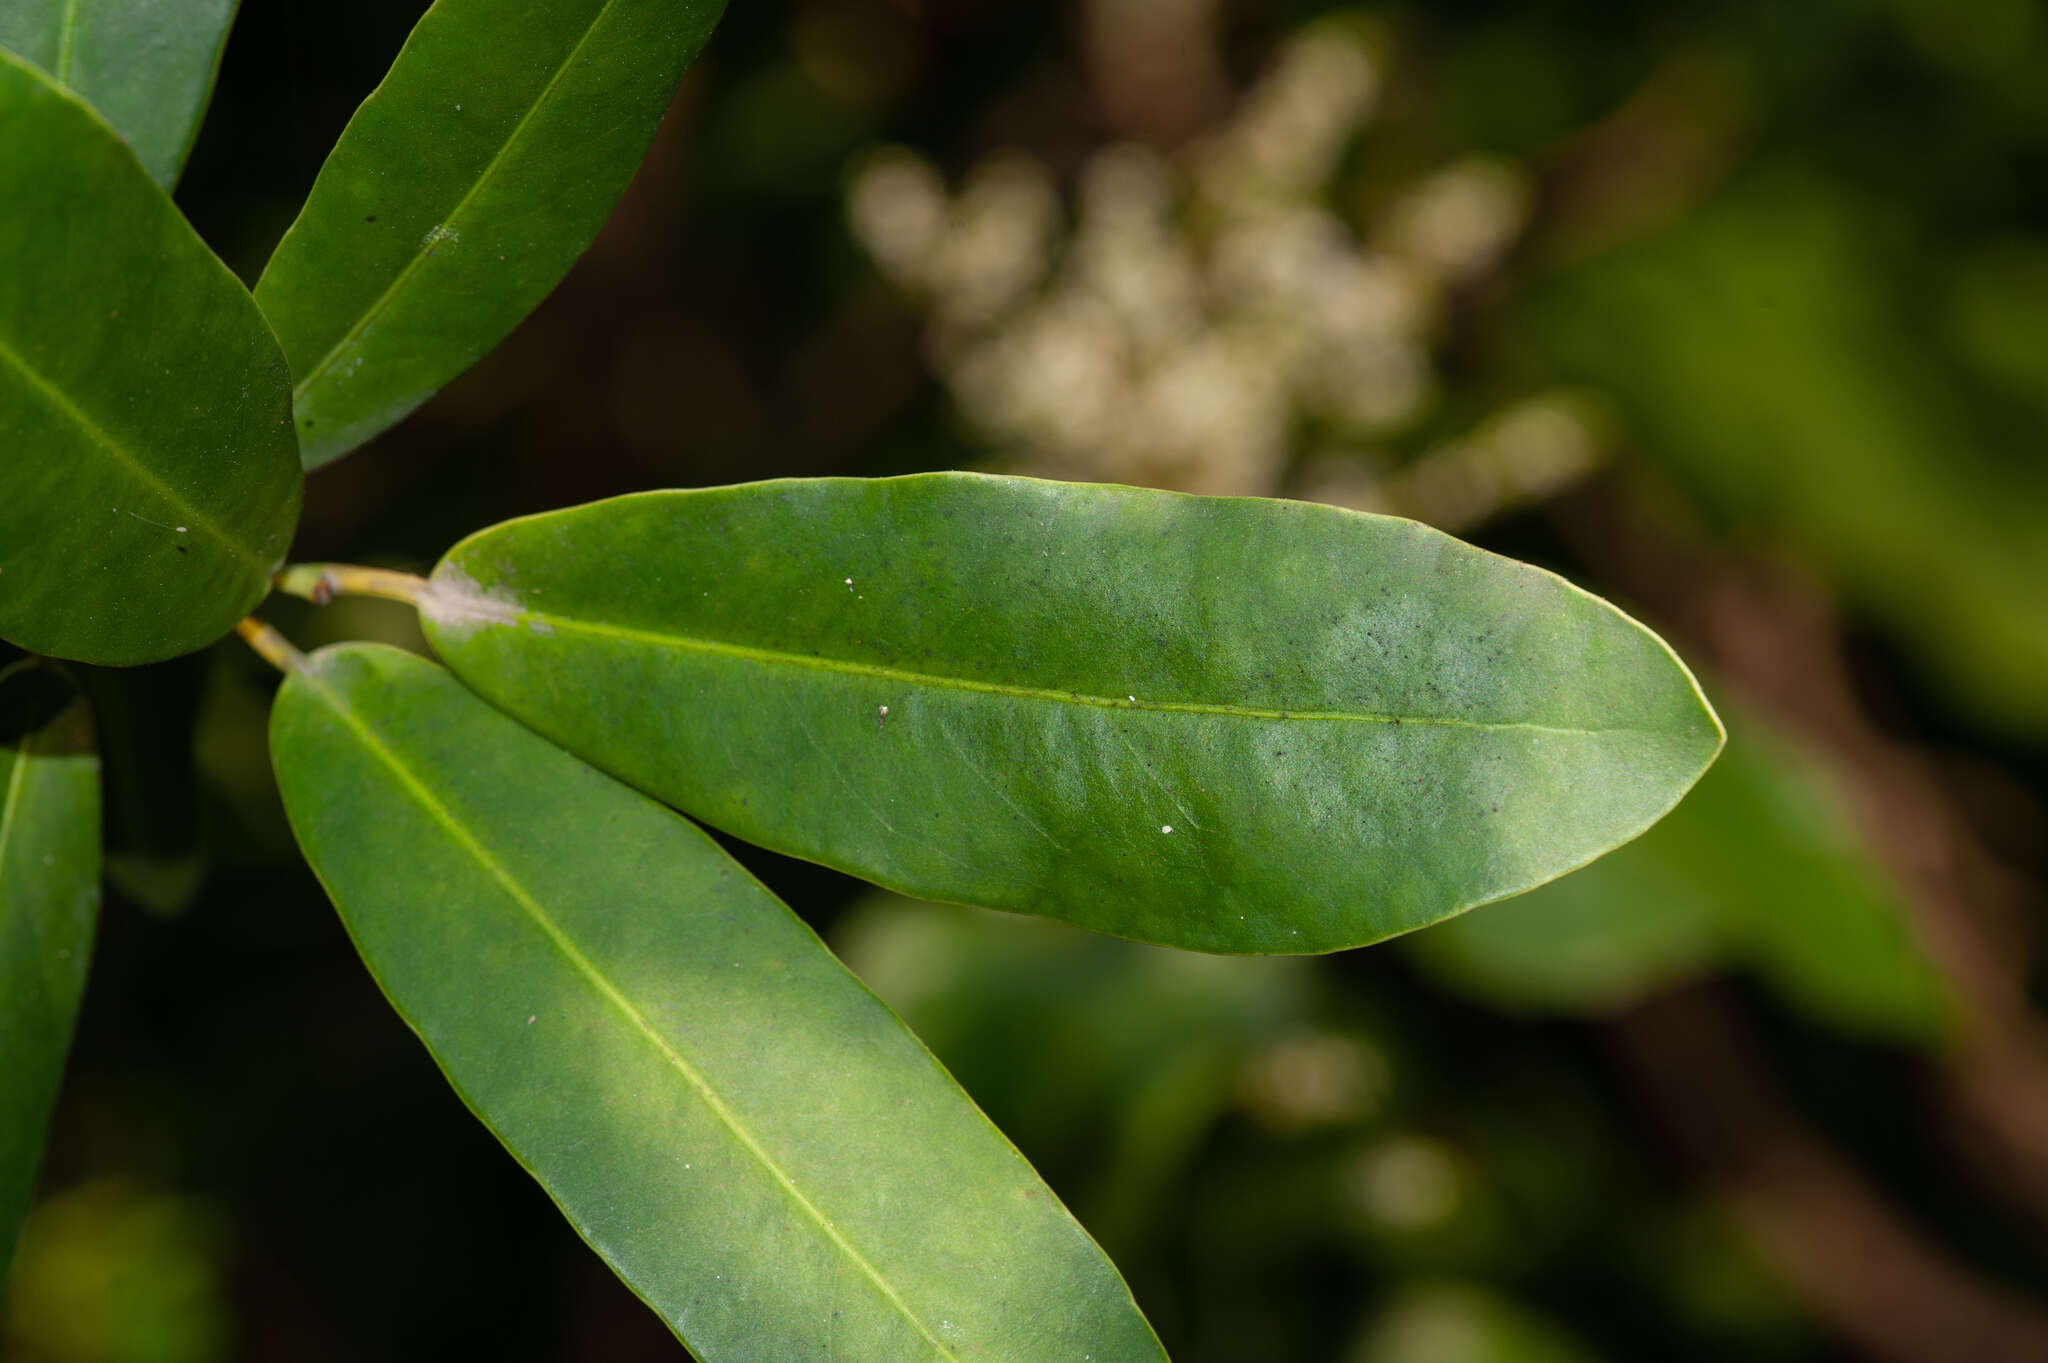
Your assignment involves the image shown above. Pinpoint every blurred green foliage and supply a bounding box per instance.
[3,1180,228,1363]
[1410,697,1949,1040]
[1530,174,2048,735]
[836,894,1819,1360]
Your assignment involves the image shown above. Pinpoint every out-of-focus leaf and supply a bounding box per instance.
[0,51,300,665]
[1530,171,2048,735]
[79,660,208,917]
[836,894,1322,1233]
[1,1177,228,1363]
[1347,1283,1607,1363]
[0,0,240,186]
[254,0,729,468]
[1942,240,2048,413]
[422,474,1723,954]
[1408,702,1948,1042]
[1706,719,1949,1040]
[0,662,98,1280]
[1405,850,1723,1017]
[270,643,1166,1362]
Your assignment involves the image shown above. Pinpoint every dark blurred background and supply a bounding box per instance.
[7,0,2048,1359]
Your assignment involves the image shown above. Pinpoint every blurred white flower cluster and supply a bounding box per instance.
[846,22,1605,527]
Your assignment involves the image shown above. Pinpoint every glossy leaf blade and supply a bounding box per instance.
[253,0,728,469]
[0,664,99,1279]
[269,643,1166,1362]
[0,51,300,665]
[0,0,240,186]
[422,474,1724,954]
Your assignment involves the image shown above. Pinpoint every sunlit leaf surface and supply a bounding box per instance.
[271,643,1166,1362]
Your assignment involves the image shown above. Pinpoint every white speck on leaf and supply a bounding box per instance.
[1162,825,1173,834]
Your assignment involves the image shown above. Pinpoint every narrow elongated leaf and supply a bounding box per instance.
[0,51,300,665]
[270,643,1166,1362]
[0,663,99,1279]
[422,474,1724,954]
[254,0,728,469]
[0,0,240,186]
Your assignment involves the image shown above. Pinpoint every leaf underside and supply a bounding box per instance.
[270,643,1166,1363]
[422,473,1724,955]
[254,0,729,469]
[0,50,300,665]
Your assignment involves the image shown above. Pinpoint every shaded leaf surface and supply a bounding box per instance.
[254,0,728,468]
[0,0,240,186]
[0,664,98,1279]
[0,51,300,665]
[423,474,1723,954]
[269,643,1165,1363]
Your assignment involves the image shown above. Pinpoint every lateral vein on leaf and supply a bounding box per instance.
[0,331,261,572]
[287,0,624,402]
[297,670,963,1363]
[486,605,1654,738]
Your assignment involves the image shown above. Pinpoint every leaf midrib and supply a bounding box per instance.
[451,597,1655,739]
[298,667,963,1363]
[0,329,260,573]
[286,0,623,402]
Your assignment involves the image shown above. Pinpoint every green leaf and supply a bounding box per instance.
[0,0,240,186]
[269,643,1166,1362]
[0,51,300,666]
[253,0,729,469]
[0,662,99,1281]
[1407,700,1948,1042]
[421,474,1724,954]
